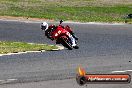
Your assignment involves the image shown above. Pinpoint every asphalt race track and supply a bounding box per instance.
[0,20,132,88]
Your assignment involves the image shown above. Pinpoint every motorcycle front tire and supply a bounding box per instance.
[60,37,73,50]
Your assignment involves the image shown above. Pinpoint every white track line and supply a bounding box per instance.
[0,51,44,56]
[111,70,132,73]
[0,79,17,84]
[0,19,126,25]
[65,22,125,25]
[111,71,126,73]
[125,70,132,72]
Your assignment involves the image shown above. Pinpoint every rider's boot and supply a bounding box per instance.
[73,45,79,49]
[71,33,78,40]
[70,36,79,49]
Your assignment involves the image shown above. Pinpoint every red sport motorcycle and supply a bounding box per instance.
[50,21,79,50]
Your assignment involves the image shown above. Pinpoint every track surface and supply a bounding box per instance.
[0,21,132,88]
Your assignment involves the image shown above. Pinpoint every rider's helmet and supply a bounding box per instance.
[41,22,48,31]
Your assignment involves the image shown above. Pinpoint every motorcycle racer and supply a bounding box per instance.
[41,21,78,48]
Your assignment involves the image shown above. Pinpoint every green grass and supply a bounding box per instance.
[0,41,58,54]
[0,0,132,22]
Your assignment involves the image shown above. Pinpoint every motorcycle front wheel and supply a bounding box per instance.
[60,37,73,50]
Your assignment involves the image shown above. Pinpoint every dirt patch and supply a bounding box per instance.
[96,0,132,6]
[0,16,55,22]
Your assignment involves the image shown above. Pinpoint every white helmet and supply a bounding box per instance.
[41,22,48,31]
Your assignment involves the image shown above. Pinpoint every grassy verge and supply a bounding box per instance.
[0,41,58,54]
[0,0,132,22]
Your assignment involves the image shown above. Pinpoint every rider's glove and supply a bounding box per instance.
[47,36,54,41]
[50,37,54,41]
